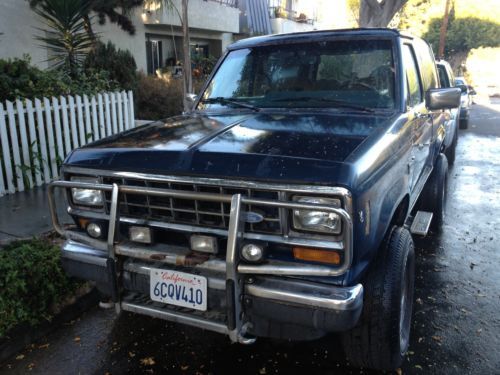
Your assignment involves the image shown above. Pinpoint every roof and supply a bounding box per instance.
[228,28,406,50]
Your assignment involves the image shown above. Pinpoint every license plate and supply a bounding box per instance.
[150,268,207,311]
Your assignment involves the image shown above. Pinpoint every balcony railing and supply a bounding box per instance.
[268,5,314,24]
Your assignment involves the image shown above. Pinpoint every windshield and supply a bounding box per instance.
[198,39,396,111]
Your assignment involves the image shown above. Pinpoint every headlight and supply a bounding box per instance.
[70,176,103,206]
[292,196,342,234]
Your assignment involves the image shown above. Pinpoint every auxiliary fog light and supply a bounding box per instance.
[129,226,152,244]
[190,235,218,254]
[86,222,102,238]
[241,243,265,263]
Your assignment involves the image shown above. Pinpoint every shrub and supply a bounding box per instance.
[423,16,500,57]
[192,55,218,79]
[135,73,184,120]
[0,57,121,102]
[0,58,66,101]
[135,73,207,121]
[0,239,79,337]
[84,41,138,91]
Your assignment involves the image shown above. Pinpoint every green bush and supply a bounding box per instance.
[135,73,184,120]
[192,55,218,79]
[84,41,138,91]
[135,73,207,121]
[423,16,500,57]
[0,239,79,337]
[0,57,121,102]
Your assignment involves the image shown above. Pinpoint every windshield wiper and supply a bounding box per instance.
[268,96,375,113]
[200,97,260,112]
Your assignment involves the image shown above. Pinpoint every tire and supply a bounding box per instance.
[444,127,457,165]
[342,226,415,371]
[459,117,469,129]
[420,153,448,231]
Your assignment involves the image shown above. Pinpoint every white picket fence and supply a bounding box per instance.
[0,91,135,196]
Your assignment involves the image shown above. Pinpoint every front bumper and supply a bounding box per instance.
[50,179,361,342]
[62,240,363,340]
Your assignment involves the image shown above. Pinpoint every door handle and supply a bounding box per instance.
[418,142,430,149]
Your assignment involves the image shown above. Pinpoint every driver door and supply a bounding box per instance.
[403,44,432,193]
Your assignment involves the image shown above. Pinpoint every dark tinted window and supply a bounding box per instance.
[437,65,450,88]
[403,45,423,107]
[413,39,438,91]
[200,39,396,110]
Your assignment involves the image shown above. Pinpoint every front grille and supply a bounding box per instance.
[102,177,282,234]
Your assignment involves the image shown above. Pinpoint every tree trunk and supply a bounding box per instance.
[83,14,96,42]
[182,0,193,112]
[438,0,451,59]
[359,0,409,28]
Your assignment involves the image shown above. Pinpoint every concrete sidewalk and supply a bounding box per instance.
[0,185,70,243]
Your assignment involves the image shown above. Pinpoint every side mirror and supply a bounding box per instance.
[426,88,461,110]
[457,84,468,93]
[184,93,198,112]
[186,93,197,104]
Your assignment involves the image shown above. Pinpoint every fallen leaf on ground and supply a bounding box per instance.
[432,335,442,342]
[74,337,81,343]
[16,354,25,360]
[181,365,189,371]
[259,367,267,374]
[128,352,136,358]
[38,343,50,349]
[140,357,155,366]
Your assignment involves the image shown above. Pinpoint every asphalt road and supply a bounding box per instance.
[1,99,499,375]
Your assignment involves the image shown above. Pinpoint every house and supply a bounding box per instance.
[0,0,353,74]
[239,0,353,37]
[0,0,239,73]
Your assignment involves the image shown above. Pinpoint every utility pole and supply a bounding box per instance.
[438,0,452,59]
[182,0,193,112]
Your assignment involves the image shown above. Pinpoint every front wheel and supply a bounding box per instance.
[342,226,415,371]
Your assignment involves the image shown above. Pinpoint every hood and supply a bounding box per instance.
[65,111,392,185]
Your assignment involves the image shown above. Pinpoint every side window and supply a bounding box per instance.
[403,45,423,107]
[414,39,439,91]
[437,65,450,88]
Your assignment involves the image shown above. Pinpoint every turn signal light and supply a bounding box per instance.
[293,247,341,265]
[78,218,89,229]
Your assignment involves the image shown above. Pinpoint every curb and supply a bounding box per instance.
[0,288,100,363]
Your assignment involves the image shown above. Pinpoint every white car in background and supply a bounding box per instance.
[455,76,476,129]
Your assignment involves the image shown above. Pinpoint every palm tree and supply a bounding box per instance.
[31,0,192,108]
[34,0,95,76]
[29,0,147,36]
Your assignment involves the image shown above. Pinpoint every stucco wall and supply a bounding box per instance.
[270,18,315,34]
[0,0,49,69]
[93,10,149,73]
[0,2,237,74]
[143,0,239,34]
